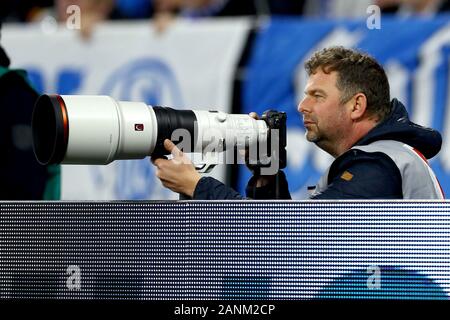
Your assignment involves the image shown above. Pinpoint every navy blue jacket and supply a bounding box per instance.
[193,99,442,200]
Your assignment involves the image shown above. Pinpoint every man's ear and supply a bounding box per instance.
[350,93,367,121]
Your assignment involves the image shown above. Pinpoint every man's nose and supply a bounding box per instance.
[297,97,308,114]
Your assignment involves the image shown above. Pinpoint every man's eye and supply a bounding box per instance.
[314,94,323,99]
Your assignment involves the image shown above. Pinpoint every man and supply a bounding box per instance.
[152,46,444,199]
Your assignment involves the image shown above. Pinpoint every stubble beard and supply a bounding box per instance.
[305,125,332,155]
[305,125,321,143]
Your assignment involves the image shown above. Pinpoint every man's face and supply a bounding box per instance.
[298,69,352,155]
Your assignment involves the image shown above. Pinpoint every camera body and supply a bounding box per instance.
[262,110,287,170]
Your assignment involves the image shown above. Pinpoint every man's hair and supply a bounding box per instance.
[305,46,391,122]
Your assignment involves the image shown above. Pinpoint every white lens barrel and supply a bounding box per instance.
[114,101,157,160]
[32,94,270,166]
[62,96,157,164]
[62,95,121,164]
[192,110,268,152]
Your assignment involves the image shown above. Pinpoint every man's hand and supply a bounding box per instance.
[151,139,201,197]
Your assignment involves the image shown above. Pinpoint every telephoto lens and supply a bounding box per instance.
[32,94,269,166]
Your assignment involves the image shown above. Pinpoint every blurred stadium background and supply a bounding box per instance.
[1,0,450,200]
